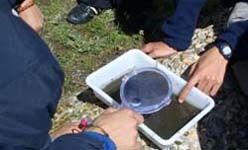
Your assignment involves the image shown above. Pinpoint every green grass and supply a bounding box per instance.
[37,0,220,99]
[38,0,143,97]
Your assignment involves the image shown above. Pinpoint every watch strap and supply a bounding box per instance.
[215,41,232,60]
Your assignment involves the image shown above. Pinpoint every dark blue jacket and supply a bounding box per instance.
[0,0,115,149]
[217,21,248,53]
[162,0,207,51]
[162,0,248,56]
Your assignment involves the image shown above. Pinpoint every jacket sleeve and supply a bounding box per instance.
[8,0,24,7]
[47,132,116,150]
[216,2,248,51]
[161,0,207,51]
[1,132,116,150]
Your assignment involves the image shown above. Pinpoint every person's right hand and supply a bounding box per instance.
[178,46,228,103]
[91,108,144,150]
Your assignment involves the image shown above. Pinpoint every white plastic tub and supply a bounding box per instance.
[86,49,215,149]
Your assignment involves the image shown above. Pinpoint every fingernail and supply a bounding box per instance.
[179,99,183,103]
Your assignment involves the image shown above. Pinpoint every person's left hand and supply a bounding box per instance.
[178,46,228,103]
[19,4,44,33]
[141,42,178,58]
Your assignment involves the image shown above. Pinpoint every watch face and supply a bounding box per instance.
[222,46,232,56]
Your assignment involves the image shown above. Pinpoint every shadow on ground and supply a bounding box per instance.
[113,0,232,44]
[182,59,248,150]
[197,68,248,150]
[77,88,108,108]
[182,64,248,150]
[114,0,174,43]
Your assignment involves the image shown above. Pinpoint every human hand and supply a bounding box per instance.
[51,122,82,139]
[141,42,177,58]
[92,108,144,150]
[19,4,44,32]
[178,46,228,103]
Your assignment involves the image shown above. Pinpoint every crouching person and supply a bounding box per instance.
[0,0,143,150]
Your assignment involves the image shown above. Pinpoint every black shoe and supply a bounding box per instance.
[67,3,100,25]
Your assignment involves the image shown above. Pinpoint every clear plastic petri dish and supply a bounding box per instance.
[120,67,172,114]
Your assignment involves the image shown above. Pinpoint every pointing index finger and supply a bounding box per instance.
[178,77,199,103]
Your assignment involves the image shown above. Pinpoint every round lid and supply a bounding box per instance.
[120,67,172,114]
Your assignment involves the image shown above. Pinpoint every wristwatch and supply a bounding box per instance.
[16,0,35,13]
[215,41,232,60]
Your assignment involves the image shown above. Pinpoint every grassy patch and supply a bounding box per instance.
[38,0,143,97]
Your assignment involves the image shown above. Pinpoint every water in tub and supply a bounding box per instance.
[103,76,200,139]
